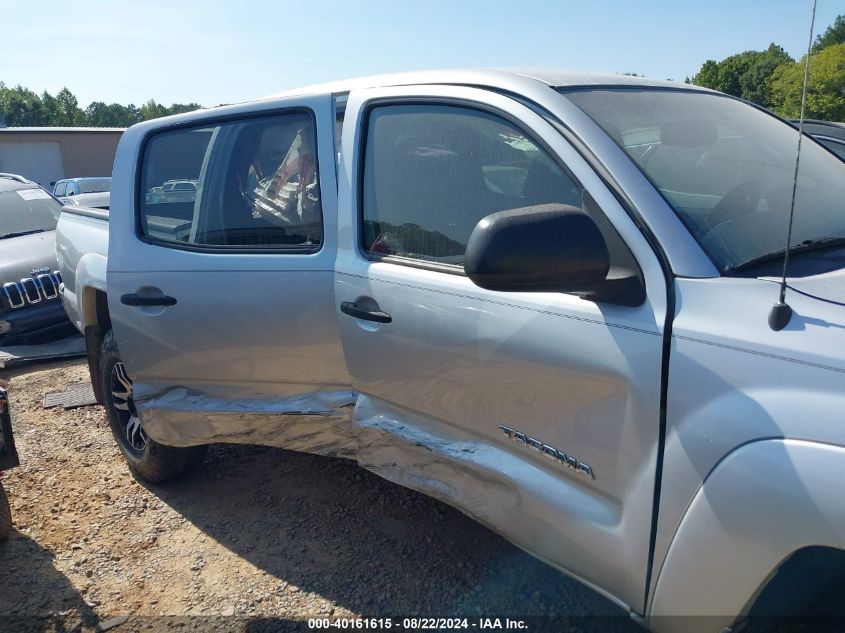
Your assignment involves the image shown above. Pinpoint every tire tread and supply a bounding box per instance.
[100,329,206,483]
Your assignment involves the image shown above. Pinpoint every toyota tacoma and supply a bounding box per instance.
[56,70,845,632]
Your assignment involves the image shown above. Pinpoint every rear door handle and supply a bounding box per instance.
[340,301,392,324]
[120,293,177,307]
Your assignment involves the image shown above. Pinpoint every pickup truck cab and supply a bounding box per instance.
[55,70,845,632]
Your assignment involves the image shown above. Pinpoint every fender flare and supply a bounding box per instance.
[75,253,108,328]
[649,439,845,631]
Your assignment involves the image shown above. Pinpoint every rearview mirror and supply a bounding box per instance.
[464,204,610,294]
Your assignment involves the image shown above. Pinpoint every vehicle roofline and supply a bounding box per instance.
[121,68,717,136]
[258,68,712,101]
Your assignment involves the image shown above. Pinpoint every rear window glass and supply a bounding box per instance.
[77,178,111,194]
[139,111,322,250]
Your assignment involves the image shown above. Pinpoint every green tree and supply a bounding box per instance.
[165,103,201,116]
[40,90,61,124]
[119,104,143,126]
[769,43,845,120]
[139,99,167,120]
[0,84,47,126]
[137,100,201,121]
[84,101,143,127]
[813,15,845,53]
[692,60,719,88]
[691,45,794,108]
[84,101,111,126]
[55,87,83,125]
[1,84,203,127]
[740,44,794,106]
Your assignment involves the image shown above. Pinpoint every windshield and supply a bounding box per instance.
[0,188,61,238]
[562,88,845,272]
[77,178,111,194]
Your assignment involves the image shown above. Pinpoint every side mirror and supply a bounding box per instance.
[464,204,610,293]
[67,190,75,196]
[463,203,646,306]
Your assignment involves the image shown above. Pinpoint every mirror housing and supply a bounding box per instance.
[464,203,646,306]
[464,204,610,293]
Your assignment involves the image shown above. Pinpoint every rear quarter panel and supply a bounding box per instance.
[56,209,108,331]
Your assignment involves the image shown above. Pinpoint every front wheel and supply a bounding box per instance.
[0,481,11,541]
[100,329,207,483]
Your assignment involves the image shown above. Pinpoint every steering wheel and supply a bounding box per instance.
[704,180,762,232]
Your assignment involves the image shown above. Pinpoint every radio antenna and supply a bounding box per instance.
[769,0,818,331]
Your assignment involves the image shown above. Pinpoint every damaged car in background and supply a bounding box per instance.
[1,175,75,347]
[53,177,111,210]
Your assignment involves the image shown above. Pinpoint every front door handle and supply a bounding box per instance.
[120,293,177,307]
[340,301,392,324]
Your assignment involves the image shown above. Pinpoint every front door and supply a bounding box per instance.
[334,85,667,610]
[108,94,352,447]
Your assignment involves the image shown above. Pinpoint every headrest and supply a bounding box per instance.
[660,119,718,147]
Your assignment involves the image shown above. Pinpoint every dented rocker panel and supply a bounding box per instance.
[135,383,632,610]
[135,386,358,457]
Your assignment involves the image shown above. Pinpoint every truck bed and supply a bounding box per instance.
[55,206,109,333]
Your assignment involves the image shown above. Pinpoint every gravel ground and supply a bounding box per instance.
[0,359,639,633]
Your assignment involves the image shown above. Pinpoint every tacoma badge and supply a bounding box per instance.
[499,425,594,479]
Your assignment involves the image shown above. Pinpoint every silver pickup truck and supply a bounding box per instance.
[55,70,845,632]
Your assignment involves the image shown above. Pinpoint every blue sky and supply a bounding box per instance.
[3,0,840,108]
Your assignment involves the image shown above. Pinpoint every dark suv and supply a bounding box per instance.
[0,176,74,346]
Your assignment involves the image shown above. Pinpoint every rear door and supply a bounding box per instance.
[334,85,668,610]
[108,94,352,446]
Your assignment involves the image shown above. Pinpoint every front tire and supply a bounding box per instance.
[100,329,207,483]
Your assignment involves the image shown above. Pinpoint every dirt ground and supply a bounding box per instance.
[0,359,638,633]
